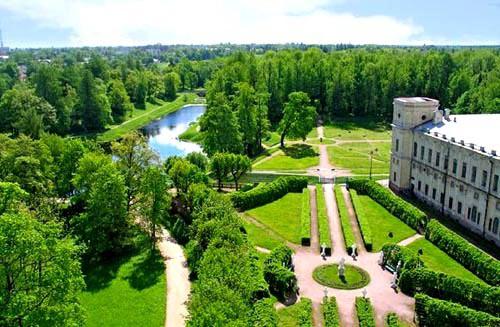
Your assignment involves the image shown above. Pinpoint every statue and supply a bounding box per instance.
[320,243,326,260]
[351,244,357,260]
[323,287,328,299]
[378,251,384,266]
[396,260,402,273]
[362,288,368,298]
[390,272,398,289]
[338,257,346,278]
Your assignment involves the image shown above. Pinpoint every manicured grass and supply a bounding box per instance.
[316,185,332,254]
[322,119,391,140]
[327,141,391,175]
[334,185,356,253]
[97,93,197,142]
[253,144,319,171]
[349,190,415,252]
[405,238,485,284]
[246,192,303,244]
[178,121,204,143]
[251,147,281,164]
[242,218,284,250]
[300,188,311,246]
[80,236,166,327]
[263,132,282,147]
[313,264,370,290]
[277,298,313,327]
[306,138,336,145]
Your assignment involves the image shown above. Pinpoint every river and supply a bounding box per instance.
[141,104,206,159]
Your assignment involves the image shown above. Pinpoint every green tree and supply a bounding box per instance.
[108,79,134,123]
[168,159,207,194]
[278,92,316,147]
[76,69,111,131]
[228,154,251,191]
[164,72,180,101]
[255,92,270,152]
[210,153,230,191]
[235,83,258,156]
[135,73,148,109]
[186,152,208,171]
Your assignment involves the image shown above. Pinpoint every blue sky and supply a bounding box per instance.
[0,0,499,48]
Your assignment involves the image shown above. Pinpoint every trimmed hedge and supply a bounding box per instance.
[355,297,375,327]
[322,296,340,327]
[300,188,311,246]
[251,298,278,326]
[297,298,313,327]
[349,189,373,251]
[381,243,424,272]
[425,220,500,286]
[399,268,500,316]
[348,179,426,230]
[385,313,404,327]
[415,293,500,327]
[316,185,332,255]
[231,176,308,211]
[264,246,297,301]
[334,185,356,255]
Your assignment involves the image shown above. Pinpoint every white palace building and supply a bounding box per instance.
[389,97,500,247]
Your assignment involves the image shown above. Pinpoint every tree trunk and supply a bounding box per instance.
[280,132,286,148]
[232,174,239,191]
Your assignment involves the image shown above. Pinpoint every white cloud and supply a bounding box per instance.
[0,0,425,46]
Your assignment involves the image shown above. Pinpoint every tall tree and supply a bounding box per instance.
[235,83,258,156]
[76,69,111,132]
[278,92,316,147]
[227,154,251,191]
[108,79,134,123]
[210,153,230,191]
[255,92,270,152]
[164,72,180,101]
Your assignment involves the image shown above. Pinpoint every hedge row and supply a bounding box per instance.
[334,185,356,255]
[300,188,311,246]
[264,246,297,301]
[347,179,426,230]
[349,189,373,251]
[296,298,313,327]
[322,296,340,327]
[316,185,332,255]
[399,268,500,316]
[250,298,278,326]
[385,313,404,327]
[230,176,308,211]
[425,220,500,286]
[415,293,500,327]
[381,244,424,272]
[355,297,375,327]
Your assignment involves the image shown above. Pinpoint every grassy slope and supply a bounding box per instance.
[334,185,356,251]
[246,192,303,244]
[80,236,166,327]
[97,93,197,142]
[242,218,284,250]
[254,144,319,171]
[405,238,485,284]
[327,141,391,175]
[316,185,332,249]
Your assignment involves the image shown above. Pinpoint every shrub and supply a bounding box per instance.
[296,298,313,327]
[263,246,297,300]
[385,313,404,327]
[334,185,356,255]
[399,268,500,316]
[250,298,278,326]
[355,297,375,327]
[425,220,500,286]
[348,179,427,230]
[316,185,332,255]
[414,293,500,327]
[300,188,311,246]
[322,296,340,327]
[231,176,308,211]
[381,243,424,272]
[349,189,373,251]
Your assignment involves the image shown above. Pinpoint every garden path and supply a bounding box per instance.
[340,185,366,253]
[309,185,320,251]
[397,234,423,246]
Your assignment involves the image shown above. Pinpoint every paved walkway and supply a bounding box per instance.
[397,234,423,246]
[157,228,191,327]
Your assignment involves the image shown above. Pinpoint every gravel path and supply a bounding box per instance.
[397,234,423,246]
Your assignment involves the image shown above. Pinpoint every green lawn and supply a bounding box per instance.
[317,185,332,252]
[242,218,284,250]
[80,236,166,327]
[263,132,282,147]
[253,144,319,171]
[322,119,391,140]
[327,141,391,175]
[277,298,313,327]
[350,192,415,251]
[178,121,204,143]
[405,238,485,284]
[313,264,370,289]
[334,185,356,252]
[246,192,303,244]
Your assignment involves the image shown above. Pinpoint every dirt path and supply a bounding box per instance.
[340,185,366,253]
[309,185,320,252]
[157,228,191,327]
[397,234,423,246]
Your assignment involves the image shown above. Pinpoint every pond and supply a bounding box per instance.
[141,104,206,159]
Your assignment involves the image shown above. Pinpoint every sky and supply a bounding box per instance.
[0,0,499,48]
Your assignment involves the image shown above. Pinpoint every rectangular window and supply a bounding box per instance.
[494,174,499,192]
[413,142,418,157]
[477,213,481,225]
[420,146,425,160]
[467,207,471,220]
[440,193,445,205]
[435,152,440,167]
[471,206,478,223]
[393,171,397,182]
[428,149,432,163]
[444,156,449,170]
[481,170,488,188]
[395,139,399,152]
[452,159,458,174]
[461,162,467,178]
[418,181,421,191]
[457,201,462,214]
[448,197,453,209]
[432,188,436,200]
[471,166,477,183]
[425,184,429,196]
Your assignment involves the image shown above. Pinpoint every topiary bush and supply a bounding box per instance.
[348,179,427,230]
[399,268,500,316]
[355,297,375,327]
[381,243,424,272]
[414,293,500,327]
[297,298,313,327]
[425,220,500,286]
[300,188,311,246]
[349,189,373,251]
[322,296,340,327]
[385,313,404,327]
[230,176,308,211]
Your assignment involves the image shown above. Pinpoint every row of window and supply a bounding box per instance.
[488,217,499,235]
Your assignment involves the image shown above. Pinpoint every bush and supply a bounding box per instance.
[414,293,500,327]
[425,220,500,286]
[296,298,313,327]
[348,179,427,230]
[322,296,340,327]
[355,297,375,327]
[300,188,311,246]
[231,176,308,211]
[399,268,500,316]
[385,313,404,327]
[349,189,373,251]
[334,185,356,255]
[381,244,424,272]
[316,185,332,255]
[250,298,278,326]
[263,246,297,300]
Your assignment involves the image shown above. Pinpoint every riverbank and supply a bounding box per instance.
[97,93,199,143]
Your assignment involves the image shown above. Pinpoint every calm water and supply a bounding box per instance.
[141,105,206,159]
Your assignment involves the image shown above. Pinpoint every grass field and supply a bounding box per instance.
[178,121,204,143]
[277,298,313,327]
[80,236,166,327]
[327,141,391,175]
[334,185,356,252]
[350,192,415,251]
[313,264,370,289]
[246,192,303,244]
[253,144,319,171]
[242,218,284,250]
[97,93,197,142]
[405,238,485,284]
[316,185,332,252]
[263,132,282,147]
[322,119,391,140]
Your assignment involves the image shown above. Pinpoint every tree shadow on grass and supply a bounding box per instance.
[124,248,164,290]
[282,144,317,159]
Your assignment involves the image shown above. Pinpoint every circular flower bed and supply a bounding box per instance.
[313,264,370,289]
